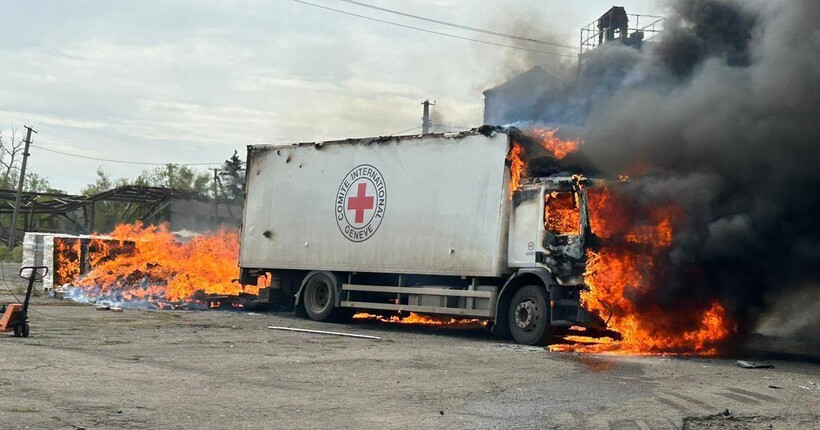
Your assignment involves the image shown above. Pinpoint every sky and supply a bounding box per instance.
[0,0,663,194]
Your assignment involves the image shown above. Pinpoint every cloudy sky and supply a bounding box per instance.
[1,0,662,193]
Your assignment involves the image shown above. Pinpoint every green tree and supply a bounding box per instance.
[81,167,130,232]
[81,167,127,195]
[24,172,61,193]
[219,150,245,201]
[135,163,210,194]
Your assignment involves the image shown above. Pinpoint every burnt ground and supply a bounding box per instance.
[0,288,818,430]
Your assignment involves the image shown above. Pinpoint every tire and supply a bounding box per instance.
[508,285,554,346]
[13,324,22,338]
[303,273,337,321]
[21,323,29,338]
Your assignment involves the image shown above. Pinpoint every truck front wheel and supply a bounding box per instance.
[508,285,554,346]
[303,273,337,321]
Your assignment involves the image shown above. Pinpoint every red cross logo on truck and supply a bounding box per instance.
[347,183,375,224]
[336,164,387,242]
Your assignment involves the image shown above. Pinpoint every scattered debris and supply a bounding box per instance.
[683,410,781,429]
[111,307,123,313]
[96,305,110,311]
[267,326,381,340]
[736,360,774,369]
[798,382,819,391]
[768,385,781,389]
[496,344,545,352]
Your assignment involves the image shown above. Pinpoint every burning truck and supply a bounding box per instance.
[239,126,621,345]
[41,125,730,353]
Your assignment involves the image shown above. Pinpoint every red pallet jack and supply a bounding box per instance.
[0,266,48,338]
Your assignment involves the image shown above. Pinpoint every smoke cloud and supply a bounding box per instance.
[508,0,820,346]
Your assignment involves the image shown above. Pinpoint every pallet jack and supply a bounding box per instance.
[0,266,48,338]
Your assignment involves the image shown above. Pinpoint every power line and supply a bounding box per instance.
[335,0,577,50]
[32,145,220,166]
[290,0,577,58]
[388,126,421,136]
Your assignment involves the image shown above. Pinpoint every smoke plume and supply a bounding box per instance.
[510,0,820,347]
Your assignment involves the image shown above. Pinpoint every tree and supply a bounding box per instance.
[0,126,23,189]
[0,125,63,193]
[24,172,59,193]
[81,167,127,196]
[134,163,211,194]
[219,150,245,201]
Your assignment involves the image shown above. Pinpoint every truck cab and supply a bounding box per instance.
[497,175,606,344]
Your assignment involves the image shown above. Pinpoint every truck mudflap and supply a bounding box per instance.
[548,284,607,329]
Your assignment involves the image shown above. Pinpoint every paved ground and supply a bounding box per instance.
[0,291,818,430]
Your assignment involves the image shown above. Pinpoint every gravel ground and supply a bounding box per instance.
[0,292,818,430]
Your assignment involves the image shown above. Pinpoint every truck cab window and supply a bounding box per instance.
[545,191,580,236]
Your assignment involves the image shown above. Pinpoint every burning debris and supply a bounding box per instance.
[51,222,256,309]
[352,312,488,329]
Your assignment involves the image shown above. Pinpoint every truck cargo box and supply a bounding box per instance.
[240,131,513,277]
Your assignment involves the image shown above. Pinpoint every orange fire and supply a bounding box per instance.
[548,185,733,355]
[68,222,255,307]
[545,191,580,235]
[353,312,487,328]
[529,128,581,159]
[507,143,525,196]
[55,237,81,286]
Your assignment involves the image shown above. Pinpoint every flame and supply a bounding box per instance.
[507,143,525,196]
[548,185,734,355]
[66,222,256,308]
[529,128,581,159]
[545,191,580,235]
[353,312,487,328]
[54,238,81,286]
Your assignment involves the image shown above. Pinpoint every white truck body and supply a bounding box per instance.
[240,132,512,277]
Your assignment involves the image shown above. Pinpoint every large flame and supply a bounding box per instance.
[545,191,580,235]
[66,222,255,308]
[55,238,81,286]
[529,128,581,159]
[550,185,734,355]
[507,143,525,196]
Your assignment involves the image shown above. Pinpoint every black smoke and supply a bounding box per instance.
[510,0,820,347]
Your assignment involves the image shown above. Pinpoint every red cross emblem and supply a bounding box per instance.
[336,164,387,242]
[347,183,375,224]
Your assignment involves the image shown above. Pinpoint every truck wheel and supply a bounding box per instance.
[508,285,553,346]
[303,273,337,321]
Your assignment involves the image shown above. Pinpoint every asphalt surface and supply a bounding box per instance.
[0,291,818,430]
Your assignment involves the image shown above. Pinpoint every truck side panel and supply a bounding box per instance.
[240,133,511,277]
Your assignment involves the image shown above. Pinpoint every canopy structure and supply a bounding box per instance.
[0,186,236,244]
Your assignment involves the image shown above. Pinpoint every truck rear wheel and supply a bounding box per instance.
[508,285,553,346]
[303,273,337,321]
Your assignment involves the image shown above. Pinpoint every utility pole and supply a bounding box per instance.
[212,168,219,219]
[421,100,436,134]
[212,168,219,199]
[8,125,36,247]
